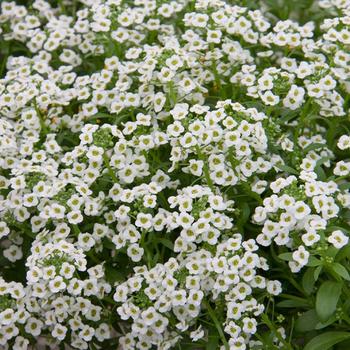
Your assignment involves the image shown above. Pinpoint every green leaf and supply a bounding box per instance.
[105,265,124,284]
[276,163,299,176]
[304,332,350,350]
[316,156,332,167]
[240,183,263,203]
[315,315,337,329]
[102,238,115,249]
[237,202,250,229]
[306,256,322,267]
[336,245,350,262]
[206,334,219,350]
[326,246,340,259]
[295,310,319,333]
[332,263,350,281]
[302,268,316,295]
[339,182,350,191]
[343,209,350,221]
[316,281,342,322]
[314,265,323,281]
[277,299,309,308]
[89,112,113,119]
[279,109,299,123]
[327,225,350,234]
[278,252,293,261]
[314,156,332,181]
[303,142,326,153]
[156,238,174,250]
[314,165,327,181]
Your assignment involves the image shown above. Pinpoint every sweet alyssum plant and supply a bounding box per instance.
[0,0,349,349]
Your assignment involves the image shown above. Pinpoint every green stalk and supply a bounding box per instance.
[34,100,49,135]
[196,146,214,191]
[203,298,229,350]
[103,152,119,183]
[261,314,294,350]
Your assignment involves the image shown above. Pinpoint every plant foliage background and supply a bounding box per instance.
[0,0,350,349]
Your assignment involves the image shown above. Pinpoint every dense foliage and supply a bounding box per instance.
[0,0,350,349]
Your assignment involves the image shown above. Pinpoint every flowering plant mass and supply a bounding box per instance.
[0,0,350,349]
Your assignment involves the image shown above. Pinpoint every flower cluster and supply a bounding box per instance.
[0,0,349,349]
[0,229,112,349]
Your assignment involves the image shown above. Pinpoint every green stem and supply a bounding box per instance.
[34,100,49,135]
[203,298,229,350]
[288,317,295,345]
[0,42,9,78]
[196,146,214,191]
[140,229,152,269]
[103,152,119,183]
[261,314,293,350]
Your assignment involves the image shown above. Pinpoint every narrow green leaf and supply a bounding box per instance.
[277,299,309,308]
[304,332,350,350]
[314,165,326,181]
[276,163,299,176]
[278,252,293,261]
[279,109,299,123]
[327,225,350,234]
[157,238,174,250]
[306,256,322,267]
[316,156,332,167]
[238,202,250,227]
[332,263,350,281]
[302,268,316,295]
[316,281,342,322]
[314,265,323,281]
[336,245,350,262]
[303,142,326,153]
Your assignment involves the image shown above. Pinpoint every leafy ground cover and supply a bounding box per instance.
[0,0,350,349]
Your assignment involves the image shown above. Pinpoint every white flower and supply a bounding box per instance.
[166,55,183,71]
[292,245,310,267]
[87,145,104,161]
[78,233,95,250]
[319,75,336,90]
[52,324,68,341]
[179,77,196,93]
[24,318,43,337]
[190,326,205,341]
[328,230,349,249]
[180,132,198,148]
[283,85,305,110]
[258,75,273,91]
[266,280,282,295]
[260,90,280,105]
[3,245,23,262]
[153,92,166,112]
[291,201,311,220]
[337,135,350,150]
[49,276,66,293]
[127,244,144,262]
[79,325,95,342]
[302,231,320,246]
[0,308,15,326]
[60,262,75,279]
[0,222,10,239]
[135,213,153,230]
